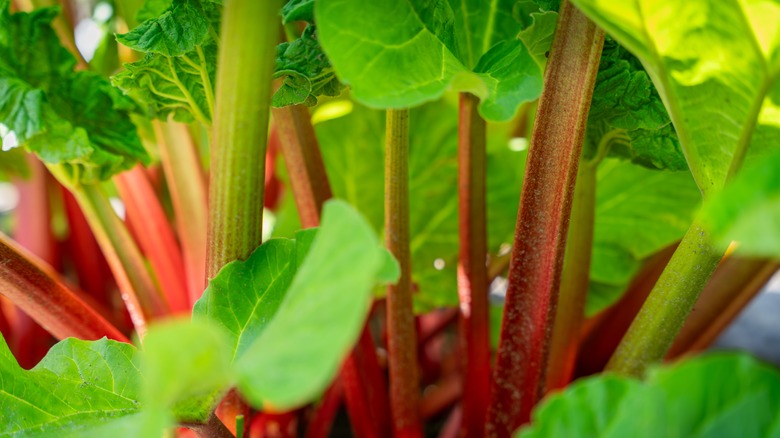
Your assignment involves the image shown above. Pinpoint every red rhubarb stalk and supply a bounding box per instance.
[485,1,605,433]
[457,92,491,437]
[116,166,190,313]
[155,121,209,305]
[0,234,128,343]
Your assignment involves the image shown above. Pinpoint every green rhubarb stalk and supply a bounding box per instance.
[207,0,281,278]
[546,161,597,391]
[606,222,723,376]
[67,181,168,335]
[385,108,422,437]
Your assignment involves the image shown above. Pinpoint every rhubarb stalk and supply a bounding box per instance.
[207,0,280,277]
[385,108,422,437]
[485,1,605,433]
[457,92,490,437]
[0,234,128,343]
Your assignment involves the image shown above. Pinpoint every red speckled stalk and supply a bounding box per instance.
[457,92,491,438]
[0,234,128,343]
[485,1,604,434]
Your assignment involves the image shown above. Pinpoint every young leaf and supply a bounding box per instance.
[192,229,317,363]
[571,0,780,194]
[281,0,314,23]
[586,159,701,315]
[518,353,780,437]
[315,0,543,121]
[584,38,687,171]
[699,146,780,258]
[273,25,344,107]
[234,200,395,410]
[0,334,142,436]
[0,3,148,185]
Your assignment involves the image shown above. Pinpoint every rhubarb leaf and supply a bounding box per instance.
[448,0,522,68]
[273,25,344,107]
[0,3,148,185]
[699,146,780,258]
[192,229,318,364]
[571,0,780,194]
[140,320,233,423]
[587,159,700,315]
[281,0,314,23]
[0,334,143,436]
[518,353,780,438]
[234,200,392,410]
[517,9,558,66]
[117,0,214,57]
[315,0,543,121]
[585,38,687,171]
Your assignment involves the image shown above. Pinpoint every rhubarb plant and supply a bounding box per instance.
[1,0,779,437]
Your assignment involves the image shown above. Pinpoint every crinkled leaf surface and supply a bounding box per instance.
[0,3,147,185]
[585,38,687,171]
[192,229,317,364]
[0,334,142,437]
[315,0,543,121]
[312,99,522,311]
[571,0,780,194]
[699,146,780,258]
[586,159,700,315]
[518,354,780,438]
[233,200,397,410]
[273,25,344,107]
[114,0,218,124]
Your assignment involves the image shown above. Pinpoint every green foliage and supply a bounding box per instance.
[312,99,522,311]
[315,0,543,121]
[114,0,218,124]
[571,0,780,194]
[0,147,30,180]
[518,354,780,437]
[0,334,142,436]
[587,159,700,315]
[193,229,317,363]
[699,147,780,258]
[281,0,314,23]
[0,2,148,186]
[585,38,687,171]
[273,25,344,107]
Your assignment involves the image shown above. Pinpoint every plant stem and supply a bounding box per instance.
[575,244,676,377]
[606,222,723,376]
[305,378,343,438]
[274,104,390,438]
[385,108,422,437]
[116,166,189,314]
[0,234,128,343]
[667,257,778,358]
[207,0,280,278]
[272,105,333,228]
[70,182,168,335]
[456,92,490,438]
[485,1,605,433]
[155,121,208,305]
[545,161,597,391]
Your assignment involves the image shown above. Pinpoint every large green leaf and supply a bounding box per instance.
[518,353,780,438]
[571,0,780,194]
[0,334,142,436]
[312,98,522,311]
[116,0,211,57]
[586,159,700,315]
[585,38,687,171]
[315,0,543,121]
[234,200,396,410]
[699,146,780,258]
[0,3,148,186]
[193,229,317,363]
